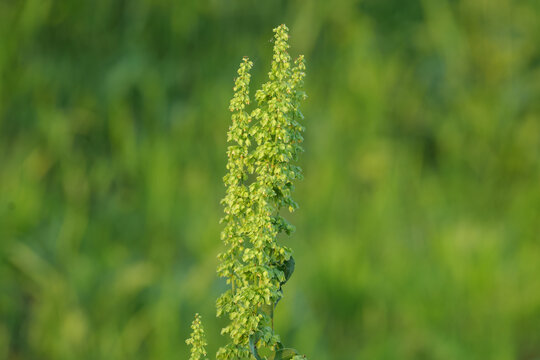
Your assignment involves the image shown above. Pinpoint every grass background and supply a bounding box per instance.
[1,0,539,359]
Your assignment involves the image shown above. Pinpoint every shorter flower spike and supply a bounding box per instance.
[185,313,208,360]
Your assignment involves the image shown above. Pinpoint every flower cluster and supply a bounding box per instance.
[185,313,208,360]
[216,24,307,360]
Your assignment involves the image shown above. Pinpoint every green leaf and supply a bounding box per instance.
[249,333,262,360]
[279,256,295,286]
[269,346,299,360]
[261,302,273,316]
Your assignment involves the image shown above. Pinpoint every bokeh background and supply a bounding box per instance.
[1,0,540,359]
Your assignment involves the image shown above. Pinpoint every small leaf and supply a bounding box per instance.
[279,256,295,286]
[261,302,273,316]
[249,333,262,360]
[269,346,299,360]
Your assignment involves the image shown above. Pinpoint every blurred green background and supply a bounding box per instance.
[1,0,540,359]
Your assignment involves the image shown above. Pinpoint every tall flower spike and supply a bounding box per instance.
[216,24,309,360]
[242,23,305,356]
[216,57,255,360]
[217,57,253,284]
[186,314,208,360]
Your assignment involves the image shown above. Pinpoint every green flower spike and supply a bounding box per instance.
[216,24,308,360]
[186,313,208,360]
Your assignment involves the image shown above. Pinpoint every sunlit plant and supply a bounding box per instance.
[187,24,307,360]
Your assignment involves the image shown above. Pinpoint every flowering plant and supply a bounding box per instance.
[187,24,307,360]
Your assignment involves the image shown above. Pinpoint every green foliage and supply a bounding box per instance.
[1,1,540,360]
[216,24,307,360]
[186,314,208,360]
